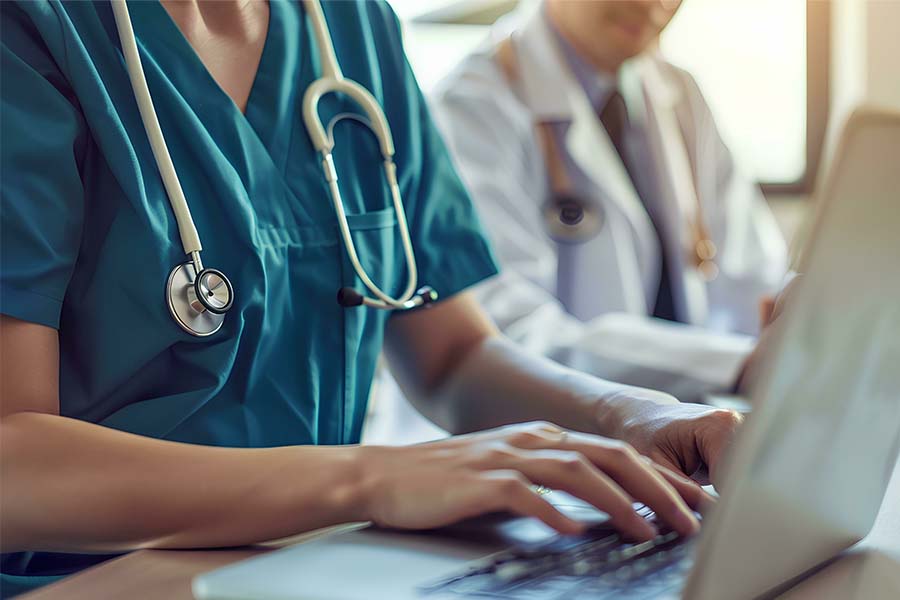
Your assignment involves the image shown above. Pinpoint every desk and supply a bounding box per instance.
[21,459,899,600]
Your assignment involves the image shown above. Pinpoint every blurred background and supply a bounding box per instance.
[387,0,900,244]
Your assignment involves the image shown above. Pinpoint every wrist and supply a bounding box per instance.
[276,445,373,527]
[339,444,411,525]
[592,390,633,439]
[592,386,677,441]
[328,445,374,523]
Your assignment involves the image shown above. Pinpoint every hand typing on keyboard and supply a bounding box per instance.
[362,422,711,543]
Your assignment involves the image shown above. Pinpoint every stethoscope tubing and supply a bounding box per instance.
[110,0,201,257]
[297,0,424,309]
[321,155,420,309]
[111,0,429,335]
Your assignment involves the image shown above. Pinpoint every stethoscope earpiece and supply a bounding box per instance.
[415,286,439,306]
[337,287,365,307]
[337,286,437,310]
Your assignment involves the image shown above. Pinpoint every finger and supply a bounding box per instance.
[496,452,659,541]
[495,428,700,537]
[647,458,714,510]
[437,422,565,452]
[771,274,801,323]
[561,437,700,537]
[645,448,685,478]
[482,471,584,535]
[697,411,743,485]
[759,296,776,328]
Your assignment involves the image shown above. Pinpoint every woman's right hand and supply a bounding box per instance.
[352,421,710,542]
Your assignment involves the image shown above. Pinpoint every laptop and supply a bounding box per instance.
[193,107,900,600]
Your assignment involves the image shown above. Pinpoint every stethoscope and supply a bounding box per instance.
[535,119,607,245]
[544,194,717,280]
[537,122,718,280]
[110,0,436,337]
[511,38,718,281]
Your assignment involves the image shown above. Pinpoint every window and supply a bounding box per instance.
[660,0,829,191]
[660,1,805,184]
[391,0,828,191]
[399,23,490,93]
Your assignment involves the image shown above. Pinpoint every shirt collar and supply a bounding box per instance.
[545,7,619,114]
[495,4,678,123]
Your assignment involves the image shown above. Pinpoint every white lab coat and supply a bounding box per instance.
[429,9,788,401]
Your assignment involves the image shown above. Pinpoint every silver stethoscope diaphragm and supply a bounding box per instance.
[192,268,234,315]
[166,261,231,337]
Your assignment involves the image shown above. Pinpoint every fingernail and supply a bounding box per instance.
[679,511,701,535]
[636,519,658,541]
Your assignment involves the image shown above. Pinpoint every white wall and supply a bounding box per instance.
[829,0,900,135]
[866,2,900,108]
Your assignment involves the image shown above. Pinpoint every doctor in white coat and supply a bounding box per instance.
[429,0,788,402]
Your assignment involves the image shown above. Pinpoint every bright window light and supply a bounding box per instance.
[392,0,808,184]
[660,0,807,183]
[401,24,490,93]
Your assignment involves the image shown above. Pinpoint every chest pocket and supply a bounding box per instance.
[245,204,400,445]
[337,207,401,443]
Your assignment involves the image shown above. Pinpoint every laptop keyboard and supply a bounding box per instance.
[419,505,694,599]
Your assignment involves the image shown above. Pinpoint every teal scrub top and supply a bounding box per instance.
[0,0,497,594]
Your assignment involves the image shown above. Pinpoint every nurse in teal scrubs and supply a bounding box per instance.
[0,1,743,596]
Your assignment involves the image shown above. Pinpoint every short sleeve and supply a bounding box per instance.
[1,6,87,328]
[374,7,499,306]
[406,77,500,302]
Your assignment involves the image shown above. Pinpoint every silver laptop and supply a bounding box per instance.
[194,107,900,600]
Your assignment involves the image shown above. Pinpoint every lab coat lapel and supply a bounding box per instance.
[511,13,658,313]
[564,90,658,277]
[637,56,710,325]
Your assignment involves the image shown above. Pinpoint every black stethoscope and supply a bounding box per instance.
[111,0,436,337]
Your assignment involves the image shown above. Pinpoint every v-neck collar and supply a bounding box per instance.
[131,0,303,170]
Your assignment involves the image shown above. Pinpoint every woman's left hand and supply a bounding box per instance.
[604,389,744,484]
[611,397,744,486]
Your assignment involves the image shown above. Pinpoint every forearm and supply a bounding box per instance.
[417,335,678,437]
[0,412,363,553]
[478,276,753,402]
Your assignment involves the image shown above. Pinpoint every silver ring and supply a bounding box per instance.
[533,485,552,496]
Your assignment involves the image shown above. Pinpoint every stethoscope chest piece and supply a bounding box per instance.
[166,262,229,337]
[543,196,605,244]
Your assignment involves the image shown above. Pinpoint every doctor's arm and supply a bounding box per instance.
[679,71,788,335]
[431,84,752,401]
[476,273,755,402]
[384,292,743,485]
